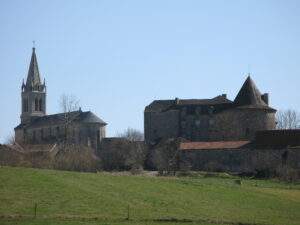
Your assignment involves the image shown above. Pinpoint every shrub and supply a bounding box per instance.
[276,166,300,183]
[98,138,146,171]
[53,144,101,172]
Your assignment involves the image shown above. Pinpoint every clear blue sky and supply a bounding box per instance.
[0,0,300,142]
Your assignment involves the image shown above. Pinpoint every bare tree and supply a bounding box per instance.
[117,128,144,142]
[276,109,300,129]
[114,128,145,172]
[4,133,15,145]
[153,138,182,175]
[98,138,146,171]
[58,94,80,144]
[59,94,80,113]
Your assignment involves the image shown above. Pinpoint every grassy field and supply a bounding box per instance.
[0,167,299,225]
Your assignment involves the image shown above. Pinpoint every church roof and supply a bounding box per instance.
[77,111,107,124]
[234,76,275,111]
[15,110,107,129]
[25,48,42,87]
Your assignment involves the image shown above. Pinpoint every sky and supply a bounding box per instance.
[0,0,300,143]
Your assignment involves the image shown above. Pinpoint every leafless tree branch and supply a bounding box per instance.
[276,109,300,129]
[117,128,144,142]
[59,94,80,113]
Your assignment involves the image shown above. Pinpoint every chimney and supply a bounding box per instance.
[175,97,179,105]
[221,94,227,98]
[261,93,269,105]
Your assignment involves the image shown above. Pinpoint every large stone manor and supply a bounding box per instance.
[144,76,277,144]
[14,48,107,150]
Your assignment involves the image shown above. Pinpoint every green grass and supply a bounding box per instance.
[0,166,299,225]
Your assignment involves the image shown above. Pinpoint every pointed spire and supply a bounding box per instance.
[21,79,25,91]
[234,75,267,106]
[25,47,42,87]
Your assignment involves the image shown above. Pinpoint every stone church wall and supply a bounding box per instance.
[17,123,105,150]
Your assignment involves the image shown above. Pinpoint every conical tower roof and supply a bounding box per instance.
[26,47,42,86]
[234,76,275,112]
[234,76,265,106]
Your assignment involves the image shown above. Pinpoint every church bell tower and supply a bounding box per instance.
[21,47,46,124]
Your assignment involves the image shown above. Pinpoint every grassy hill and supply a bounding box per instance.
[0,167,299,225]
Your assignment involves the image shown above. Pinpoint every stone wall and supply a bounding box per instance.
[144,110,180,144]
[180,147,300,173]
[210,109,276,141]
[145,106,276,144]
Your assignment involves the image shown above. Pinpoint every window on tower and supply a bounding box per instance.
[39,99,42,111]
[23,99,26,112]
[35,98,38,111]
[22,98,29,112]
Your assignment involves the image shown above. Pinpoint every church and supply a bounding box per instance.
[14,48,107,150]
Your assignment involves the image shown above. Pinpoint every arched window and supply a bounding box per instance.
[39,99,42,111]
[25,99,28,112]
[35,98,38,111]
[23,99,26,112]
[23,98,28,112]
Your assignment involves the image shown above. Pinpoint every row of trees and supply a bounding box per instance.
[276,109,300,129]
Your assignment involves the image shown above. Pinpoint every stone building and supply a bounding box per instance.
[14,48,107,150]
[144,76,276,144]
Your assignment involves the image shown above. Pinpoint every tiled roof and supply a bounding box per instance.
[15,110,107,129]
[179,141,250,150]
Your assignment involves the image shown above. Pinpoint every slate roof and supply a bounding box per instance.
[179,141,250,150]
[176,95,232,106]
[145,76,276,113]
[145,95,232,112]
[144,100,175,112]
[234,76,275,111]
[26,48,42,87]
[15,110,107,129]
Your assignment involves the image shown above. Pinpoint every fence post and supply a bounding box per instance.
[126,204,130,220]
[34,203,37,218]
